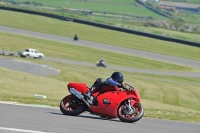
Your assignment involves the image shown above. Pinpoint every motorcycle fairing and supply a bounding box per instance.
[67,83,141,118]
[90,86,140,118]
[67,82,88,94]
[93,86,140,103]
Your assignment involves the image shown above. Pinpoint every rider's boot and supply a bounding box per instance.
[84,90,94,105]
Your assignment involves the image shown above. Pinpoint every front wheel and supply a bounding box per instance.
[26,55,30,58]
[60,95,87,116]
[38,56,42,59]
[117,102,144,123]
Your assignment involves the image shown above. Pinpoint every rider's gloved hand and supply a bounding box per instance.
[117,84,126,90]
[95,78,102,84]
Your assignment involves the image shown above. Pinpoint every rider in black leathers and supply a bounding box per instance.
[85,72,126,104]
[99,58,104,64]
[74,34,78,41]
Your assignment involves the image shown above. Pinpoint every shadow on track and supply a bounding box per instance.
[48,111,135,124]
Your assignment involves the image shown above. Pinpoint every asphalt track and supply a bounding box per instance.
[0,103,199,133]
[0,58,60,76]
[0,26,200,77]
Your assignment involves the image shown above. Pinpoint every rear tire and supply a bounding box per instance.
[117,102,144,123]
[60,95,87,116]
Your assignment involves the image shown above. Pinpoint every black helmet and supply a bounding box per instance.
[111,72,124,84]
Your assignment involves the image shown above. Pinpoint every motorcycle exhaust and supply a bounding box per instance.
[69,88,90,108]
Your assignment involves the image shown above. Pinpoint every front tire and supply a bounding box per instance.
[60,95,87,116]
[26,55,30,58]
[117,102,144,123]
[38,56,42,59]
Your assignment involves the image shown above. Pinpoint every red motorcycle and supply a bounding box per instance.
[60,82,144,123]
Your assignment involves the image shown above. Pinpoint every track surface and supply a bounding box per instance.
[0,103,199,133]
[0,26,200,77]
[0,58,59,76]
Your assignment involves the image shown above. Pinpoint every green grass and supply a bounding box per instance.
[64,2,162,18]
[106,21,200,41]
[173,12,200,23]
[17,0,137,6]
[0,10,200,61]
[15,0,163,18]
[166,0,200,4]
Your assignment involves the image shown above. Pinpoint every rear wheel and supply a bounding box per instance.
[60,95,87,116]
[117,102,144,123]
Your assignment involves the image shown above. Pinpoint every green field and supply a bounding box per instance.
[11,0,200,23]
[166,0,200,4]
[15,0,163,18]
[0,9,200,123]
[2,0,200,25]
[0,10,200,61]
[172,12,200,23]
